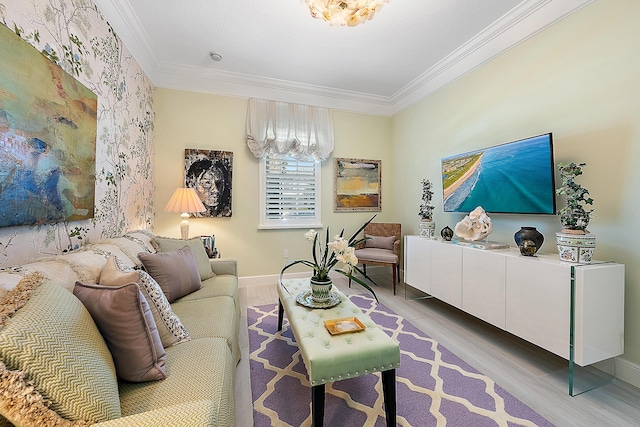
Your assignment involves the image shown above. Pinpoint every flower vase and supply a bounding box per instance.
[310,277,333,302]
[556,231,596,264]
[419,220,436,239]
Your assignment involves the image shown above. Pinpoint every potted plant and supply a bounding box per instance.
[555,162,596,263]
[418,179,436,238]
[280,216,378,303]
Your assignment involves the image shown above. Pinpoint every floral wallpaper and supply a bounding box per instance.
[0,0,155,266]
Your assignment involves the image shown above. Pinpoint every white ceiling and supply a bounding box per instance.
[92,0,592,116]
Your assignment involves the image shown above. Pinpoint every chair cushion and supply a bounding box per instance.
[0,274,121,423]
[73,282,167,383]
[365,234,396,250]
[138,246,202,302]
[355,247,399,263]
[152,236,215,280]
[99,255,190,347]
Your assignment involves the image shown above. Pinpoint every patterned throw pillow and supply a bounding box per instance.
[151,236,215,280]
[99,256,190,347]
[0,274,121,424]
[73,282,167,382]
[138,246,202,302]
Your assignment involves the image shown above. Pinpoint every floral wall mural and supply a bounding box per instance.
[0,0,155,266]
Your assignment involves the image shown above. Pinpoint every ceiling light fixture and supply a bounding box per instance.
[209,52,222,62]
[305,0,389,26]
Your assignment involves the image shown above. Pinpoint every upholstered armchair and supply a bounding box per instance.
[350,223,401,295]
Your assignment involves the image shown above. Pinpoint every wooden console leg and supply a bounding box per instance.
[382,369,396,427]
[311,384,325,427]
[277,299,284,332]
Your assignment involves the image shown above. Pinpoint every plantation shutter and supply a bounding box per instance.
[265,157,317,221]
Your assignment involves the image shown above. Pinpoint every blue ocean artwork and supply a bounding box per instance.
[442,135,555,214]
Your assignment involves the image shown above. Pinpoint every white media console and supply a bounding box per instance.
[404,235,624,385]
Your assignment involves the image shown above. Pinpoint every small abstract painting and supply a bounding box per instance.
[185,149,233,217]
[0,23,97,228]
[334,158,381,212]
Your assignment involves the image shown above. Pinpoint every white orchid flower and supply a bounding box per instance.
[304,229,317,242]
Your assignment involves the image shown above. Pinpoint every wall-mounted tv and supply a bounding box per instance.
[441,133,556,214]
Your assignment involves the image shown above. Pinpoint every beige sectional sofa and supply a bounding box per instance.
[0,230,239,426]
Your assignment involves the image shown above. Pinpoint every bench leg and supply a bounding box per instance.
[382,369,396,427]
[277,299,284,332]
[311,384,325,427]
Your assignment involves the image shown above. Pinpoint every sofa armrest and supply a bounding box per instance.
[92,400,228,427]
[210,258,237,276]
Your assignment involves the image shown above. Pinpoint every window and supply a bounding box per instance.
[259,155,321,229]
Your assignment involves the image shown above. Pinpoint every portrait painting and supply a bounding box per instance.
[185,149,233,217]
[0,23,97,228]
[334,158,382,212]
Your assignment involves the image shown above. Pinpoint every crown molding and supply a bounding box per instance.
[389,0,593,114]
[95,0,592,117]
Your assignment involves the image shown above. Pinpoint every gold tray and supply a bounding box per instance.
[324,317,366,335]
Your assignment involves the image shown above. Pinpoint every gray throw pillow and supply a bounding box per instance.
[99,255,190,347]
[73,282,167,383]
[138,245,202,302]
[152,236,214,280]
[365,234,396,250]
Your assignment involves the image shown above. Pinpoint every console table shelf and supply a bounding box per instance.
[404,236,625,395]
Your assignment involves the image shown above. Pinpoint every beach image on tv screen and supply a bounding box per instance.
[441,134,555,214]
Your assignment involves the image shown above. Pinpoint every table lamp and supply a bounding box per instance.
[164,188,206,239]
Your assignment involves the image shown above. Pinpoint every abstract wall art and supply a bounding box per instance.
[185,149,233,217]
[0,22,97,228]
[334,158,382,212]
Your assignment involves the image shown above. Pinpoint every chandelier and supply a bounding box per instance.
[305,0,390,27]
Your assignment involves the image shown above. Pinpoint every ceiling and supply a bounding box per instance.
[92,0,591,116]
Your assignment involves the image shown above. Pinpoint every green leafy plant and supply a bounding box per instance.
[418,179,434,220]
[556,162,594,232]
[280,215,378,301]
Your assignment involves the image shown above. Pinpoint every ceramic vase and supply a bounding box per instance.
[440,226,454,241]
[419,220,436,239]
[556,232,596,264]
[514,226,544,256]
[310,277,333,302]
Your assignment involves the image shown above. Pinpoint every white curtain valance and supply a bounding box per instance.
[245,98,334,161]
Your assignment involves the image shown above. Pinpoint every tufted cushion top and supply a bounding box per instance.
[354,247,399,263]
[278,278,400,386]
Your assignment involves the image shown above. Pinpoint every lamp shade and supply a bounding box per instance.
[164,188,206,213]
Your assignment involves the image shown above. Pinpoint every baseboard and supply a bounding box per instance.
[239,271,310,288]
[613,357,640,389]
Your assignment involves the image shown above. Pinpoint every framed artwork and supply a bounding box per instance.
[334,158,382,212]
[0,23,97,228]
[185,149,233,217]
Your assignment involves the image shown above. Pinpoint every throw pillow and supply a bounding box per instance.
[0,274,121,423]
[152,236,215,280]
[99,255,190,347]
[138,246,202,302]
[365,234,396,250]
[73,282,167,383]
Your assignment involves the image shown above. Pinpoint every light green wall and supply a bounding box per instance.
[391,0,640,364]
[153,89,393,279]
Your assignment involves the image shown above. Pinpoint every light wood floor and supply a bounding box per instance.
[234,269,640,427]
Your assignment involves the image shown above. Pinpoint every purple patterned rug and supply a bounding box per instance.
[248,294,554,427]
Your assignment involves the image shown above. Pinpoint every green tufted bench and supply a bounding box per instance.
[277,278,401,426]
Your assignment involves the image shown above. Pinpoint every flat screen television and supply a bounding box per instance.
[441,133,556,214]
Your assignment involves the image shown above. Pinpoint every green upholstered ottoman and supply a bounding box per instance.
[277,278,400,426]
